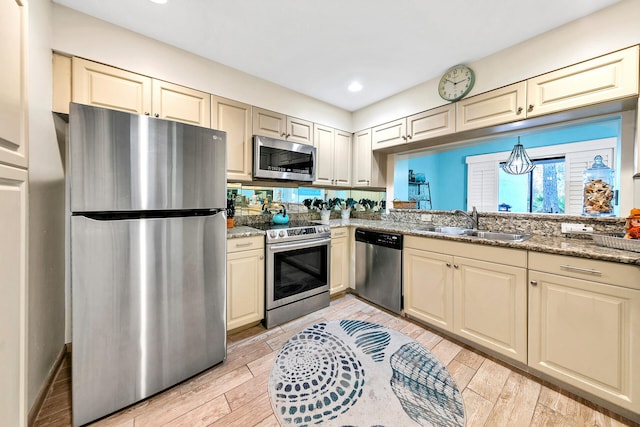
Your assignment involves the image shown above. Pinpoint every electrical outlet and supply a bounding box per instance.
[561,223,594,233]
[421,214,432,222]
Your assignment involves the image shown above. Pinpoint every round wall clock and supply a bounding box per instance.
[438,65,475,102]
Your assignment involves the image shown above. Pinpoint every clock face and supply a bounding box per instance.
[438,65,475,102]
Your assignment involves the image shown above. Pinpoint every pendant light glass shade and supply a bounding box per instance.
[503,137,535,175]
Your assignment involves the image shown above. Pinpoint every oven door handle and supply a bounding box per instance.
[268,237,331,253]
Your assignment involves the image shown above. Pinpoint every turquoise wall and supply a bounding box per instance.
[395,117,621,210]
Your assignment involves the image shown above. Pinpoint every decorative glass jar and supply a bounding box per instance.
[583,155,615,216]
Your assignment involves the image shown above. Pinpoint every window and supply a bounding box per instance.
[498,157,565,213]
[466,138,616,215]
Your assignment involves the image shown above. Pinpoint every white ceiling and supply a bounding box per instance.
[52,0,621,112]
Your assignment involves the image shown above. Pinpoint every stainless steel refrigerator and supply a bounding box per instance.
[69,103,227,426]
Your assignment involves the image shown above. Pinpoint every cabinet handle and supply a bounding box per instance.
[154,113,159,118]
[144,112,150,116]
[235,242,253,247]
[559,265,602,276]
[286,133,291,138]
[528,104,534,112]
[402,135,407,141]
[516,107,523,115]
[530,280,538,286]
[407,134,412,140]
[453,264,459,269]
[446,263,451,267]
[281,133,287,138]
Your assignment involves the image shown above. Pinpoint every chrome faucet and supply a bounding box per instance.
[453,206,479,230]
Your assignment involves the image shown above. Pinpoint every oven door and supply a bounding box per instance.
[266,237,331,310]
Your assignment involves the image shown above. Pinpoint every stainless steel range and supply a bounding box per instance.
[254,221,331,328]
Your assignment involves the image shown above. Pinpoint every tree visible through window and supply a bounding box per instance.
[499,157,565,213]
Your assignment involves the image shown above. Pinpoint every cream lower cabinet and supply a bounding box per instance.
[528,252,640,414]
[330,228,350,295]
[0,164,28,426]
[226,236,265,331]
[71,57,211,127]
[211,96,252,182]
[404,236,527,363]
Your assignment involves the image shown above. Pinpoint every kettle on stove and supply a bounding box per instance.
[272,206,289,224]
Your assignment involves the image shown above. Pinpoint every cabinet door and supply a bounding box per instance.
[333,130,352,186]
[313,124,334,186]
[456,82,526,132]
[52,53,72,115]
[0,0,27,168]
[152,79,211,127]
[529,271,640,413]
[212,96,252,182]
[453,257,527,363]
[372,118,407,151]
[353,129,372,186]
[527,46,639,118]
[330,232,350,295]
[72,57,152,115]
[286,116,314,145]
[226,247,265,331]
[407,105,455,141]
[252,107,287,139]
[403,248,454,331]
[0,164,27,426]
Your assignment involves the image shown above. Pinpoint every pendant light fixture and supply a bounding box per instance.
[503,137,535,175]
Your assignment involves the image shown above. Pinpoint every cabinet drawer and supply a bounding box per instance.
[331,227,349,239]
[528,252,640,290]
[227,236,264,253]
[404,235,526,268]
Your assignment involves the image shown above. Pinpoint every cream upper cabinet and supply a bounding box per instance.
[253,107,313,145]
[371,118,407,151]
[314,125,352,187]
[72,57,152,115]
[456,82,527,132]
[527,46,639,118]
[72,57,211,127]
[0,0,27,168]
[407,105,456,141]
[152,79,211,127]
[212,96,252,182]
[404,236,528,363]
[0,163,27,426]
[226,236,265,331]
[352,129,386,188]
[330,228,350,295]
[528,252,640,414]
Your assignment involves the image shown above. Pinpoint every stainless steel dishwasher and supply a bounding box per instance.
[355,228,403,314]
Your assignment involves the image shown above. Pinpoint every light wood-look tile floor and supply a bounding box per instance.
[34,294,639,426]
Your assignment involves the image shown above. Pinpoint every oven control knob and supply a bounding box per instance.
[279,230,286,237]
[269,231,277,239]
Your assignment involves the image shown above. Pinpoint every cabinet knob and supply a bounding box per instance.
[453,264,459,269]
[530,280,538,286]
[446,263,451,267]
[144,112,150,116]
[154,113,159,118]
[281,133,286,137]
[407,134,412,140]
[286,133,291,138]
[528,104,534,112]
[259,255,264,260]
[516,107,523,115]
[402,135,407,141]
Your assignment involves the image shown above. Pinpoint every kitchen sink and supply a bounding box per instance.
[463,230,533,242]
[412,225,471,235]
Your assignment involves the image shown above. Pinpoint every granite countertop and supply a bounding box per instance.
[227,219,640,265]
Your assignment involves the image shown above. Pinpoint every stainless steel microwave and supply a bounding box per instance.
[253,135,316,182]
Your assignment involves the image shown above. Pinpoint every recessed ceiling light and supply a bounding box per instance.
[149,0,168,4]
[348,81,363,92]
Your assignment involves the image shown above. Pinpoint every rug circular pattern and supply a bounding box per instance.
[268,320,465,427]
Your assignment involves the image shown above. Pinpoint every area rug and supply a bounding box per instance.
[268,320,465,426]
